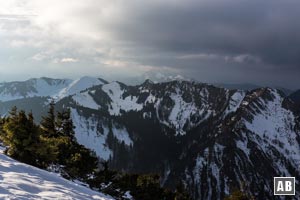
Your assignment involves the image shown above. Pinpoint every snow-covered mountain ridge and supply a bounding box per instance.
[0,76,107,102]
[62,80,300,199]
[1,77,300,199]
[71,80,236,135]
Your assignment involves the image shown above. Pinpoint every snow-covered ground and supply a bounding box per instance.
[0,147,114,200]
[56,76,106,100]
[70,109,113,161]
[72,91,101,110]
[243,89,300,170]
[102,82,143,116]
[224,90,245,115]
[70,108,133,160]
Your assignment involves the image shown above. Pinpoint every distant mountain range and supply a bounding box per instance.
[0,76,299,199]
[214,83,294,96]
[115,71,294,95]
[0,76,108,102]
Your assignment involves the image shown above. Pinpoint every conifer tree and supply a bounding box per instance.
[41,100,57,138]
[0,114,6,139]
[57,108,75,141]
[106,127,115,149]
[1,108,40,165]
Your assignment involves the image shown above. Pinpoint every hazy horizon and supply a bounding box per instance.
[0,73,297,92]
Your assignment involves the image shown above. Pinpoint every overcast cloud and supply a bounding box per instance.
[0,0,299,88]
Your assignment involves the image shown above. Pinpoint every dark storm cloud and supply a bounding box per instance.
[106,0,300,68]
[2,0,300,89]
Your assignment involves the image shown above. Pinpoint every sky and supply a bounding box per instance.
[0,0,299,89]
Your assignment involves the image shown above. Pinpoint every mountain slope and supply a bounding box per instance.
[71,80,234,134]
[0,77,72,102]
[1,77,299,199]
[56,76,108,100]
[0,76,108,120]
[65,81,300,199]
[289,89,300,112]
[183,88,300,199]
[0,147,114,200]
[0,76,107,102]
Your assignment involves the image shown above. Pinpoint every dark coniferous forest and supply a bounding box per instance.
[0,103,192,200]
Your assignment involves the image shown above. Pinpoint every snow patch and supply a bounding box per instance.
[71,109,112,160]
[102,82,143,115]
[112,125,133,146]
[236,140,251,158]
[162,88,212,135]
[72,91,100,110]
[225,91,245,115]
[56,76,105,99]
[244,89,300,168]
[122,191,133,200]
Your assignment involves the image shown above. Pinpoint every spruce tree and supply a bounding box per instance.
[106,127,115,149]
[41,100,57,138]
[0,115,6,141]
[1,108,40,165]
[57,108,75,141]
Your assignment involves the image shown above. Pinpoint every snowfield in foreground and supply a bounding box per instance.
[0,147,114,200]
